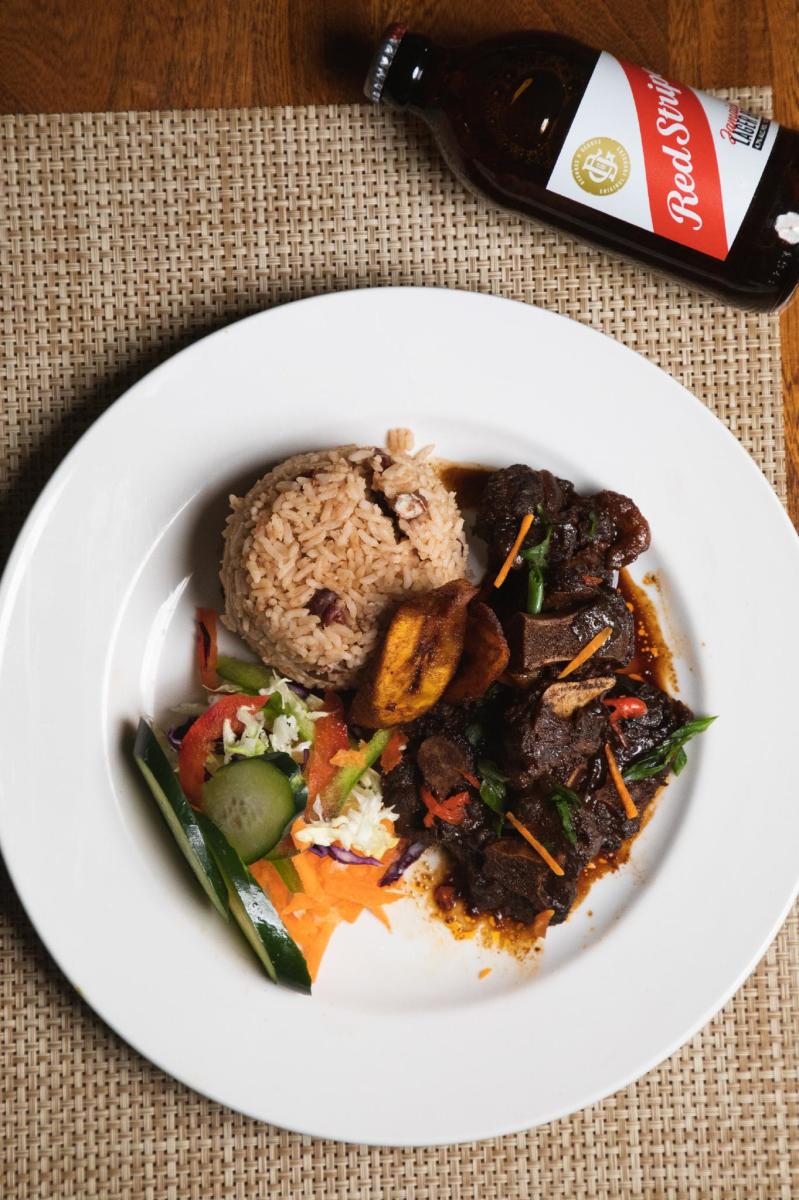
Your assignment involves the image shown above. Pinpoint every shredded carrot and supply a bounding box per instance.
[493,513,534,588]
[330,748,366,768]
[604,744,638,819]
[478,967,492,980]
[506,811,565,876]
[283,910,339,983]
[292,850,326,901]
[254,819,403,982]
[249,859,291,909]
[558,625,613,679]
[460,770,480,788]
[380,730,407,774]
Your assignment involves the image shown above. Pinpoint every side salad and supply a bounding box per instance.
[134,609,411,993]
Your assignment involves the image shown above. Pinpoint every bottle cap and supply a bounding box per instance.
[363,23,408,103]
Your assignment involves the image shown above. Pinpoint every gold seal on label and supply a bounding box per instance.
[571,137,631,196]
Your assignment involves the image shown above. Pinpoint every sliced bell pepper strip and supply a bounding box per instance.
[195,608,219,689]
[304,692,350,809]
[318,728,392,817]
[421,786,471,828]
[380,730,407,774]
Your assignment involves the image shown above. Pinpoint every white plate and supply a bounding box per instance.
[1,288,798,1146]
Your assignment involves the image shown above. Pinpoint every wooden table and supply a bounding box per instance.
[1,0,797,523]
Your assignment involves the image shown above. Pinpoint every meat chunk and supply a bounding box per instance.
[473,837,578,924]
[475,465,651,589]
[406,701,476,748]
[506,588,634,677]
[586,775,661,849]
[608,680,693,770]
[569,588,634,664]
[502,677,614,789]
[417,736,474,799]
[592,490,651,569]
[540,565,615,610]
[585,679,691,844]
[382,754,425,837]
[475,465,573,566]
[513,789,605,872]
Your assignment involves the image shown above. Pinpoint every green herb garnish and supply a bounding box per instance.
[477,758,508,833]
[527,564,545,615]
[478,759,508,784]
[587,510,598,539]
[551,784,580,846]
[622,716,717,782]
[466,722,485,747]
[520,517,552,616]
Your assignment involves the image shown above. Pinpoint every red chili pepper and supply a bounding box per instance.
[421,787,471,828]
[179,693,269,806]
[195,607,219,689]
[602,696,648,726]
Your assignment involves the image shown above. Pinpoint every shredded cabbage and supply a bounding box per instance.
[296,769,399,859]
[219,694,312,763]
[270,713,301,754]
[257,672,322,741]
[222,706,270,763]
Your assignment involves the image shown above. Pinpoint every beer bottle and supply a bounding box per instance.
[365,24,799,310]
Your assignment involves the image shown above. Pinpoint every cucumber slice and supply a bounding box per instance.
[198,814,311,992]
[265,751,308,811]
[133,719,228,919]
[202,758,295,862]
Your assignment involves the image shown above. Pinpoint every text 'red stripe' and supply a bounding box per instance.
[620,59,728,260]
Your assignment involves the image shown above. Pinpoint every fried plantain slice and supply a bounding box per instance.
[351,579,477,727]
[444,601,510,704]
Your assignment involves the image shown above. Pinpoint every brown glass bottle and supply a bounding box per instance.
[365,25,799,310]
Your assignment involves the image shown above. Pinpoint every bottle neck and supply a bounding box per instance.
[384,33,437,107]
[365,27,440,109]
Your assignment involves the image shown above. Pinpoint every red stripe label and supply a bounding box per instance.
[619,60,728,260]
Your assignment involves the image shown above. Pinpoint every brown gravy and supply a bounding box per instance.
[436,461,493,510]
[618,568,676,694]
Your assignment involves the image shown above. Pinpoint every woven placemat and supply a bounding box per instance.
[0,90,796,1199]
